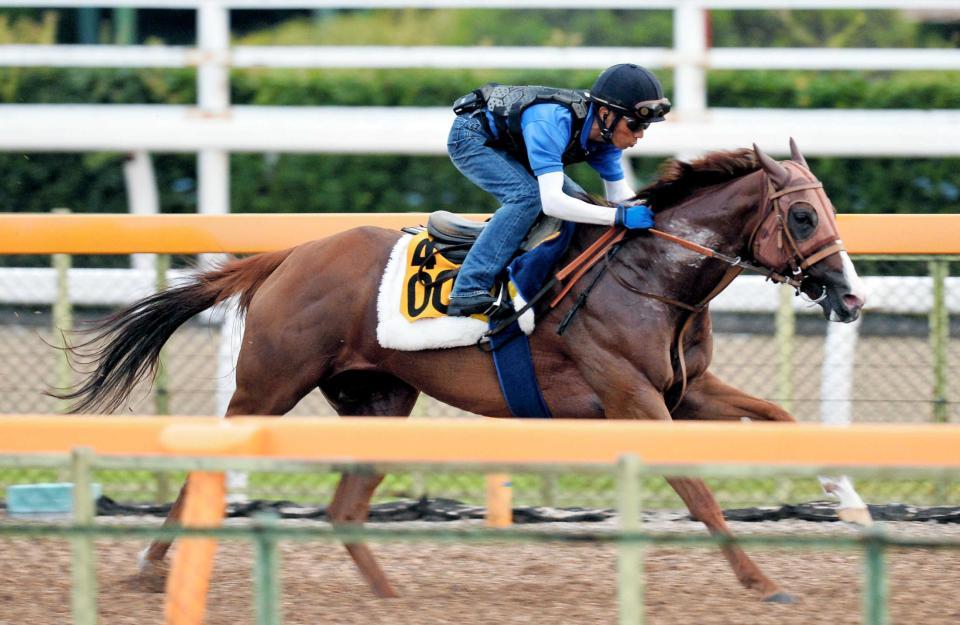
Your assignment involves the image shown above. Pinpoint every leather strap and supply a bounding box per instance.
[649,228,723,259]
[799,240,846,270]
[550,227,626,308]
[555,227,624,281]
[668,265,743,413]
[767,181,823,200]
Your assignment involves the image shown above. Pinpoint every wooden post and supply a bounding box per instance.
[71,447,97,625]
[617,454,644,625]
[164,471,227,625]
[484,473,512,528]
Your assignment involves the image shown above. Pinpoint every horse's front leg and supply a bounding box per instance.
[674,371,873,526]
[584,374,792,602]
[665,476,794,603]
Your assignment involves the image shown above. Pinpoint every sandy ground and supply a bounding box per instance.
[2,516,959,625]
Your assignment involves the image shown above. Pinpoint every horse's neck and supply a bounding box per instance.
[608,171,766,307]
[656,171,765,257]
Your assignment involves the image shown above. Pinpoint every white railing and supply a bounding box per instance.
[1,266,954,425]
[4,45,960,71]
[2,0,959,218]
[2,268,958,313]
[1,1,956,425]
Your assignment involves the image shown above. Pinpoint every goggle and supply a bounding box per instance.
[632,98,672,120]
[592,95,671,132]
[625,117,650,132]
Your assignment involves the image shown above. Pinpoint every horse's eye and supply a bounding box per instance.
[787,203,819,241]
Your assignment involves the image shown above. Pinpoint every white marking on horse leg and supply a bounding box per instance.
[819,475,873,526]
[137,546,151,572]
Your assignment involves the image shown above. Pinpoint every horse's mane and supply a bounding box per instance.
[636,148,759,211]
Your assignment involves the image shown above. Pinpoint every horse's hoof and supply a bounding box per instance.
[135,559,169,593]
[371,581,400,599]
[763,591,797,604]
[838,506,874,527]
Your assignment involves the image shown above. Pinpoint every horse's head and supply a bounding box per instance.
[751,140,866,323]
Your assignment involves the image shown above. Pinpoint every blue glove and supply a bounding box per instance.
[614,203,655,230]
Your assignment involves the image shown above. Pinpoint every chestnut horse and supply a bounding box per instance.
[57,141,865,603]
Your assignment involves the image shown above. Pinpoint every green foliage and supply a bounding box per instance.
[235,9,673,47]
[709,70,960,109]
[0,8,957,241]
[0,11,57,102]
[709,9,928,48]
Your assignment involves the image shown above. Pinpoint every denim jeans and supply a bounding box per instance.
[446,114,584,299]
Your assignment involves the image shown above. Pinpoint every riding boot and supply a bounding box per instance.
[447,293,496,317]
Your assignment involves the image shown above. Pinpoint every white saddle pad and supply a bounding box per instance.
[376,233,534,351]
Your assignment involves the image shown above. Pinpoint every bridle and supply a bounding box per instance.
[553,162,847,315]
[748,160,846,283]
[545,162,848,410]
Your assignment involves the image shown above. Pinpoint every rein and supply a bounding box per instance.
[543,167,846,413]
[649,228,802,290]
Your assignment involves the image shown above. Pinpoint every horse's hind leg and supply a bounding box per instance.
[320,371,420,598]
[136,338,324,591]
[666,476,795,604]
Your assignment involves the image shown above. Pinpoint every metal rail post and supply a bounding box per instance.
[863,530,889,625]
[154,253,171,504]
[616,454,644,625]
[52,208,73,414]
[776,283,796,413]
[70,447,97,625]
[929,260,949,422]
[540,473,558,508]
[253,513,282,625]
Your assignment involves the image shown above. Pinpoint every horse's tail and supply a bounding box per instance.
[51,248,295,414]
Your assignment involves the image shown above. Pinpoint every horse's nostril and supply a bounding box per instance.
[843,293,864,310]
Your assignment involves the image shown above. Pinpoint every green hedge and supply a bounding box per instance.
[2,68,956,221]
[1,8,956,224]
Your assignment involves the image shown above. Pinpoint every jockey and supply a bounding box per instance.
[445,63,671,317]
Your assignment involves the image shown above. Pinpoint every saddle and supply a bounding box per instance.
[423,211,564,264]
[393,212,570,322]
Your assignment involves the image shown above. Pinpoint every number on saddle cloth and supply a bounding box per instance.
[399,214,572,322]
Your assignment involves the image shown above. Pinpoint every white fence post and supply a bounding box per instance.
[197,0,231,265]
[820,316,863,425]
[673,0,707,120]
[123,151,160,272]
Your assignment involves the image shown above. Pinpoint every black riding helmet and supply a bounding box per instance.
[589,64,671,143]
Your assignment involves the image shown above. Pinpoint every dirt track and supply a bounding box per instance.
[2,517,959,625]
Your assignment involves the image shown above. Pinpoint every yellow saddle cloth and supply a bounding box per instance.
[400,231,462,321]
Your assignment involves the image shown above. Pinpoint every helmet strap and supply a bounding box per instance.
[597,109,622,144]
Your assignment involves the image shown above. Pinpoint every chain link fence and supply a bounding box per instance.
[1,254,958,509]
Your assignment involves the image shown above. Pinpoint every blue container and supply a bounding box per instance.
[7,482,102,516]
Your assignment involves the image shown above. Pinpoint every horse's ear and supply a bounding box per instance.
[753,143,790,189]
[789,137,809,169]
